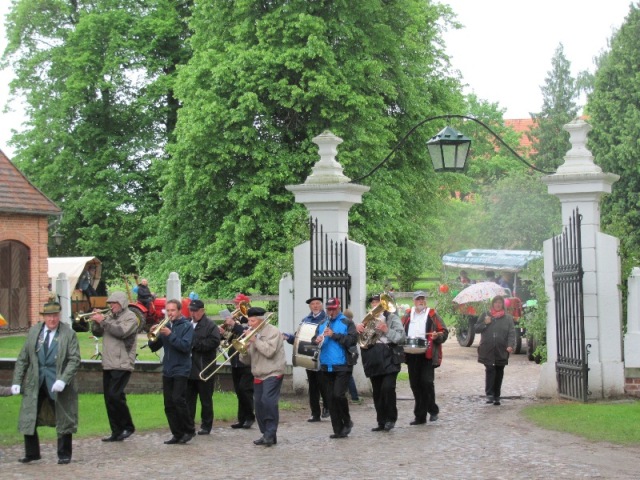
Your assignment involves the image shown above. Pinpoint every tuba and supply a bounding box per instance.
[357,293,397,348]
[147,314,171,342]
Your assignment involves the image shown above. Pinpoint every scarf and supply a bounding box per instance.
[490,308,505,318]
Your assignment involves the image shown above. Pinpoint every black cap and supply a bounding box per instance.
[247,307,267,317]
[306,296,323,304]
[189,299,205,310]
[369,294,381,302]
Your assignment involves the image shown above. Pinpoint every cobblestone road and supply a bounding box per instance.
[1,340,638,479]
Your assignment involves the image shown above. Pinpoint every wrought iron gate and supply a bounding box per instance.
[309,217,351,308]
[552,208,589,402]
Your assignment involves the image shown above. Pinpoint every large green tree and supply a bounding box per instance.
[527,43,581,172]
[150,0,465,295]
[2,0,190,276]
[586,3,640,282]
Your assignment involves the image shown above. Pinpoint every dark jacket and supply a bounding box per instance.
[137,284,153,303]
[361,311,406,377]
[317,313,357,373]
[189,316,221,380]
[149,316,193,377]
[475,312,516,366]
[227,320,250,368]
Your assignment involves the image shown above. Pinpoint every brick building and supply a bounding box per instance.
[0,148,61,333]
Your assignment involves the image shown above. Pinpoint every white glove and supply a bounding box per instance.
[11,385,21,395]
[51,380,66,393]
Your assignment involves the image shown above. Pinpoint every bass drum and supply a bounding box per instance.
[403,337,427,354]
[293,323,320,370]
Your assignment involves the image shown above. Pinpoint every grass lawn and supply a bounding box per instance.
[522,400,640,445]
[0,334,161,362]
[0,392,296,446]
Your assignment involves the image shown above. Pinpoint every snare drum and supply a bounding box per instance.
[293,323,320,370]
[403,337,427,354]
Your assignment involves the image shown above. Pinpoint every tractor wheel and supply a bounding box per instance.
[129,307,146,334]
[456,316,476,347]
[514,328,523,354]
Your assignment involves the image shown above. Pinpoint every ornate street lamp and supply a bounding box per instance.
[352,114,550,183]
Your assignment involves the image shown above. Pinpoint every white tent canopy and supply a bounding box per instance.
[48,257,102,293]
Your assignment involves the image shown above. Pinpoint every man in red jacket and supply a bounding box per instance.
[401,291,448,425]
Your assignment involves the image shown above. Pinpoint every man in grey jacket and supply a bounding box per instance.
[239,307,285,447]
[91,291,139,441]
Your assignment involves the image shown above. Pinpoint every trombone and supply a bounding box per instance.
[220,301,250,347]
[74,308,110,323]
[200,312,274,382]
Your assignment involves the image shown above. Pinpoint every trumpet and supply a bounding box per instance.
[74,308,110,323]
[200,312,274,382]
[147,315,171,342]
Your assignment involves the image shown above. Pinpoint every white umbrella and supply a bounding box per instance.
[452,282,507,305]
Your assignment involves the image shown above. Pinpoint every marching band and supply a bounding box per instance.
[10,290,451,463]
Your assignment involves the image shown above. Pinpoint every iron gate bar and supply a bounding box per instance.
[552,208,589,402]
[309,218,351,309]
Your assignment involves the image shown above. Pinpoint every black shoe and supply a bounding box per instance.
[321,408,330,418]
[18,455,41,463]
[307,416,321,423]
[410,418,426,425]
[116,429,134,441]
[178,433,195,444]
[429,414,438,422]
[197,429,210,435]
[384,421,395,431]
[253,436,266,445]
[57,457,71,465]
[341,420,354,436]
[486,398,495,404]
[371,425,385,432]
[242,420,254,429]
[164,436,180,445]
[493,400,501,406]
[102,434,121,442]
[230,422,244,429]
[329,433,347,439]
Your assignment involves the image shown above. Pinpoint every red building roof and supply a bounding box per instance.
[505,118,535,150]
[0,149,61,215]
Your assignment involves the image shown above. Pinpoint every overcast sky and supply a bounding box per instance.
[0,1,634,158]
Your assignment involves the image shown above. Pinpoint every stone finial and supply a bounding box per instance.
[304,131,351,184]
[555,119,602,175]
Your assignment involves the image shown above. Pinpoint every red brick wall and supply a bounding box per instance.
[625,376,640,398]
[0,212,51,326]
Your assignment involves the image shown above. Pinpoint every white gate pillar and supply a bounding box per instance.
[286,131,370,393]
[539,119,624,398]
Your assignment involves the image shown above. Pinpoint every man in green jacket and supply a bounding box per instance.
[12,299,81,465]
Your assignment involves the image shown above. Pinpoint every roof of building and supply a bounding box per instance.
[0,148,61,216]
[504,118,535,150]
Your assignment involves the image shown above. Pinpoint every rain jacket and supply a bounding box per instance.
[91,292,138,371]
[13,321,81,435]
[149,316,193,377]
[317,313,357,373]
[475,312,516,366]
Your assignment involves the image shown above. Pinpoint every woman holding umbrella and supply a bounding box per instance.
[474,295,515,406]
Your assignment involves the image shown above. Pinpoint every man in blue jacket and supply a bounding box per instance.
[149,299,194,444]
[315,298,357,439]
